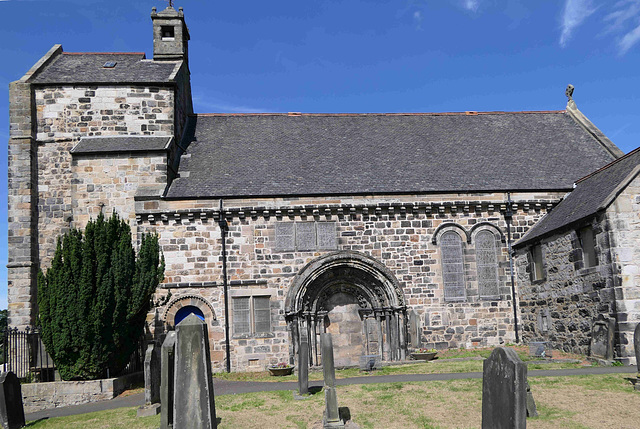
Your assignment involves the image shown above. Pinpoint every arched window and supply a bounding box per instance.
[174,305,205,325]
[475,230,499,298]
[441,231,466,301]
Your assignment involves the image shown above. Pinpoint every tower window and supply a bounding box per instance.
[161,26,175,39]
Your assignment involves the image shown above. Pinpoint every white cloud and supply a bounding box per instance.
[463,0,479,12]
[618,22,640,53]
[604,1,640,54]
[560,0,597,47]
[413,10,423,29]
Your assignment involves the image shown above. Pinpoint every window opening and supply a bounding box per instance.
[531,245,544,281]
[161,26,175,39]
[578,226,597,268]
[232,296,271,335]
[475,230,499,297]
[441,231,466,301]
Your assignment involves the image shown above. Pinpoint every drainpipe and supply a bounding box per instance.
[504,192,520,343]
[219,199,231,372]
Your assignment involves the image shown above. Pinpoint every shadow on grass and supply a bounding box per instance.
[25,418,49,426]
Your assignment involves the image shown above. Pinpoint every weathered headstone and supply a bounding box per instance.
[358,355,381,372]
[298,337,309,396]
[528,341,552,359]
[0,371,26,429]
[160,331,176,429]
[590,314,615,361]
[634,323,640,390]
[173,314,217,429]
[481,347,527,429]
[525,381,538,418]
[137,342,161,417]
[409,310,421,349]
[322,333,344,429]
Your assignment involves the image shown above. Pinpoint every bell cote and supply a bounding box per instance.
[151,5,190,63]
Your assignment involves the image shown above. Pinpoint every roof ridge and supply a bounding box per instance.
[63,52,146,55]
[194,110,566,117]
[575,145,640,184]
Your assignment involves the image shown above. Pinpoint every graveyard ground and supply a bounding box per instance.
[23,373,639,428]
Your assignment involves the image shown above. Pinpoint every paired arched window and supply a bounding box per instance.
[440,231,466,301]
[475,230,499,298]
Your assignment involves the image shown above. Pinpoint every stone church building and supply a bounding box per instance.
[8,6,637,371]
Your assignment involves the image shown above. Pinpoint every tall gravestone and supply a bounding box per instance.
[590,314,615,361]
[322,333,344,429]
[0,371,25,429]
[634,323,640,390]
[298,337,309,396]
[173,314,217,429]
[137,342,161,417]
[409,310,421,349]
[160,331,176,429]
[481,347,527,429]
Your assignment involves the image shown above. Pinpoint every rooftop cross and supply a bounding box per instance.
[165,0,174,8]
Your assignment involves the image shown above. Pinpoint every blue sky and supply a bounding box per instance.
[1,0,640,310]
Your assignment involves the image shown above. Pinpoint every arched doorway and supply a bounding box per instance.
[286,251,407,367]
[174,305,205,325]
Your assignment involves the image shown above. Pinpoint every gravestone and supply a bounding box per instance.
[0,371,25,429]
[409,310,421,349]
[137,343,161,417]
[525,381,538,418]
[481,347,527,429]
[634,323,640,390]
[160,331,176,429]
[358,355,381,371]
[590,314,615,361]
[322,333,344,429]
[173,314,217,429]
[298,337,309,396]
[528,341,552,359]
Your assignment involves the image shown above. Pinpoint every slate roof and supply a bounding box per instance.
[165,111,619,199]
[30,53,179,84]
[71,136,172,154]
[515,147,640,247]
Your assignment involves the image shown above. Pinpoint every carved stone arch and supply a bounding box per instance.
[469,222,506,243]
[432,223,469,245]
[285,250,405,317]
[163,295,216,329]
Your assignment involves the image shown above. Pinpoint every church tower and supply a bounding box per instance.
[151,5,190,64]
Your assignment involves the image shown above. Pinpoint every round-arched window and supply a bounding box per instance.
[174,305,205,325]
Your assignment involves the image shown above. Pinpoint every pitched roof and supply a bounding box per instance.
[30,53,180,84]
[71,136,172,154]
[165,111,619,199]
[515,147,640,247]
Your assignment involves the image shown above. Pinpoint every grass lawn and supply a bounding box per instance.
[26,373,640,428]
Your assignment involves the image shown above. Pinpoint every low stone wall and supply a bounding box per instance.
[21,371,143,413]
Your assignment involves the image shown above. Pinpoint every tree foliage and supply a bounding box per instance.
[37,212,164,380]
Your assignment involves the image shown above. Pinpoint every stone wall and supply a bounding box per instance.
[515,216,616,356]
[35,85,175,141]
[21,371,143,413]
[606,174,640,362]
[137,193,560,371]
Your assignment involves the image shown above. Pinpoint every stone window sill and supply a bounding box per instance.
[232,332,275,340]
[577,266,599,277]
[480,295,501,301]
[531,278,546,285]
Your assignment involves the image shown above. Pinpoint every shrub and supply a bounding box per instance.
[37,212,164,380]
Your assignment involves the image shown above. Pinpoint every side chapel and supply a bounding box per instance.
[8,6,638,370]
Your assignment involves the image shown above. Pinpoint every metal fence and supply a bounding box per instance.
[2,327,145,381]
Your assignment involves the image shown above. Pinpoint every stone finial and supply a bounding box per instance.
[565,84,575,101]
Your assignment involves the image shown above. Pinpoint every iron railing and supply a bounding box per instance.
[2,327,145,381]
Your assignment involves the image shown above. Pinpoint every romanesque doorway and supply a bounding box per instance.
[286,251,407,367]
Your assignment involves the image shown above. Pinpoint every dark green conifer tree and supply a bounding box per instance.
[37,212,164,380]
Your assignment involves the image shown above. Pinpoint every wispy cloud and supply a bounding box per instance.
[560,0,597,47]
[463,0,479,12]
[605,1,640,54]
[413,10,423,30]
[193,96,270,114]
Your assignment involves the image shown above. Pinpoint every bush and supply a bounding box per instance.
[37,213,164,380]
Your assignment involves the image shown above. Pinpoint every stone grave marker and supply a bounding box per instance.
[634,323,640,390]
[590,314,615,361]
[409,310,421,349]
[481,347,527,429]
[525,381,538,418]
[358,355,381,372]
[0,371,26,429]
[322,333,344,429]
[173,314,217,429]
[298,337,309,396]
[137,342,161,417]
[160,331,176,429]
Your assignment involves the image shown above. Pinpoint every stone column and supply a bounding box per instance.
[7,80,38,331]
[298,337,309,396]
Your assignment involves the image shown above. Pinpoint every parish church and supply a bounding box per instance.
[8,5,638,371]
